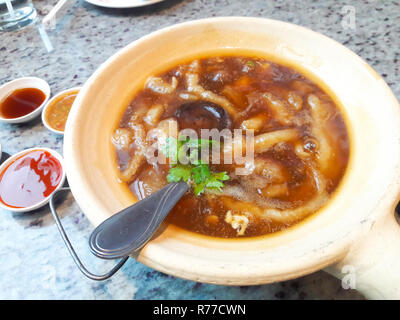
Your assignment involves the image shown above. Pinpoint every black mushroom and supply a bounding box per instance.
[174,101,232,134]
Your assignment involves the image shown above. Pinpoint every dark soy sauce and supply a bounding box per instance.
[0,88,46,119]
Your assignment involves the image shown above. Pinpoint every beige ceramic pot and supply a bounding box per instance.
[64,17,400,299]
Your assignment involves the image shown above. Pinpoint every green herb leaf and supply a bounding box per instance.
[193,182,205,196]
[246,60,256,68]
[192,164,211,184]
[161,137,230,195]
[205,180,225,189]
[166,165,192,183]
[205,171,229,192]
[212,171,230,181]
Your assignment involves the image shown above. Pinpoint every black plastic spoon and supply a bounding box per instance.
[88,181,189,260]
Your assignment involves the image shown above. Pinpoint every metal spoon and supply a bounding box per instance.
[89,181,189,260]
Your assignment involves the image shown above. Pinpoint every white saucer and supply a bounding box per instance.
[85,0,166,8]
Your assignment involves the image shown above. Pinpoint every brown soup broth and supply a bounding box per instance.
[113,56,350,238]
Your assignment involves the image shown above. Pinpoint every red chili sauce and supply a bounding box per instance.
[0,150,63,208]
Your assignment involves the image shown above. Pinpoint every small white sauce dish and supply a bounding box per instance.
[0,77,51,124]
[42,87,81,135]
[0,147,65,213]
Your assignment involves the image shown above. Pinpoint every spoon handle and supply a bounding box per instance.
[89,182,189,260]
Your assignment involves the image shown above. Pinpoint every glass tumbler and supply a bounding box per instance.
[0,0,37,32]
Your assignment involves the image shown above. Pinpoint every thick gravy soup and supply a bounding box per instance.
[112,56,350,238]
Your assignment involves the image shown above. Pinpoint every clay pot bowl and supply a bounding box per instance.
[64,17,400,299]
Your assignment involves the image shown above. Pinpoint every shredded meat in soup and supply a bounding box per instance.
[112,56,350,238]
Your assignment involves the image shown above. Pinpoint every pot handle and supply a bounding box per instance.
[325,210,400,299]
[49,187,129,281]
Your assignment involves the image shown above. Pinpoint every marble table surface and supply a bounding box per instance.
[1,0,398,300]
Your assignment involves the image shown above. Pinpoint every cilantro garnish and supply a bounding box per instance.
[166,165,192,183]
[246,60,256,68]
[161,137,229,195]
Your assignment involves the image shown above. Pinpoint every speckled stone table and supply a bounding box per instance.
[1,0,398,300]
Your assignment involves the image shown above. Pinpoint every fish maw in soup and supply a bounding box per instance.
[113,55,350,238]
